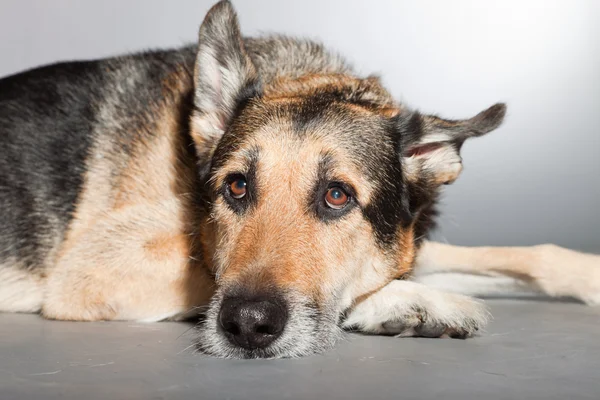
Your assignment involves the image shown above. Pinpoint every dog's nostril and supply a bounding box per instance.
[222,321,240,336]
[255,324,273,335]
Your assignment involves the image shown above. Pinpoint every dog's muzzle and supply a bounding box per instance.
[218,296,288,350]
[196,287,340,358]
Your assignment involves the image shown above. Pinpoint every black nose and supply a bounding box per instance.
[218,297,288,350]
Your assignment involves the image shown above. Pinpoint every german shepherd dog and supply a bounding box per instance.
[1,1,599,358]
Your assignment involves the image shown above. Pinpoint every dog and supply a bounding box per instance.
[1,0,598,359]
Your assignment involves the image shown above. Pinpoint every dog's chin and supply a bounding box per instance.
[194,294,342,359]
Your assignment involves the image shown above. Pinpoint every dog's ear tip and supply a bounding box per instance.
[209,0,236,14]
[468,102,507,135]
[489,102,507,115]
[200,0,238,35]
[478,102,507,121]
[489,102,507,119]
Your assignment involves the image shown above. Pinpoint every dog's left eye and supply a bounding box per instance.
[325,186,350,209]
[229,178,247,199]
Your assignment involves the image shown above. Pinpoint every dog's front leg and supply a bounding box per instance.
[342,280,490,338]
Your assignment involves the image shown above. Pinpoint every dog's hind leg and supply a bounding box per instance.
[412,241,600,305]
[342,280,490,338]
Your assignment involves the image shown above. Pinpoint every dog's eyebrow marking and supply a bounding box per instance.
[236,146,260,194]
[306,151,334,211]
[242,146,260,172]
[314,151,360,200]
[316,151,335,182]
[211,145,260,184]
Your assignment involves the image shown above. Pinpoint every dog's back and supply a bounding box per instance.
[0,46,205,264]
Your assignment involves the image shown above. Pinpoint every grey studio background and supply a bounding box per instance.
[1,0,598,252]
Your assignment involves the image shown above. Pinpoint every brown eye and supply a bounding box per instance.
[229,178,247,199]
[325,186,349,209]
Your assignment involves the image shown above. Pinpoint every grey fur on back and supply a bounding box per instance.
[245,36,352,82]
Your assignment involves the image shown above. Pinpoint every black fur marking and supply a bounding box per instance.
[289,96,331,135]
[177,89,206,209]
[0,61,99,270]
[231,79,263,121]
[208,113,254,178]
[361,120,414,247]
[362,168,412,246]
[395,111,424,155]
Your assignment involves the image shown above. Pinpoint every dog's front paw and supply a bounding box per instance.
[342,280,490,339]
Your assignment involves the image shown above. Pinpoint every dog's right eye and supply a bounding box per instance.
[229,178,247,199]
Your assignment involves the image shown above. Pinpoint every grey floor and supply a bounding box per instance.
[1,299,599,400]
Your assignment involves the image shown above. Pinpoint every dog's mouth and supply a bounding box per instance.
[194,290,341,359]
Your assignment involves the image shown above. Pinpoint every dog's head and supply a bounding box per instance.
[191,1,505,358]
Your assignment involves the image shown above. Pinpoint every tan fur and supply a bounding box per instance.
[395,227,417,278]
[43,199,215,321]
[414,241,600,305]
[265,74,397,107]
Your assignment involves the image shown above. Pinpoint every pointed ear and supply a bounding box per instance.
[401,103,506,185]
[191,0,261,161]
